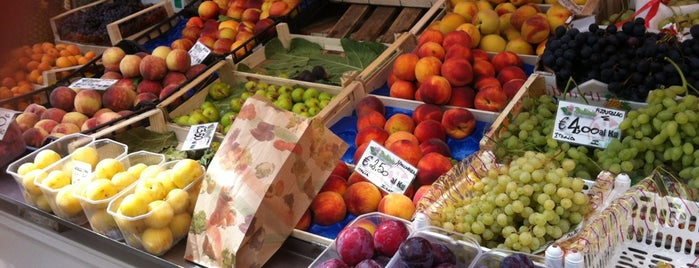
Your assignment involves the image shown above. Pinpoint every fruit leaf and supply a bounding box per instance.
[308,38,386,85]
[113,126,179,153]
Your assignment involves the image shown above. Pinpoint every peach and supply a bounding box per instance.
[384,131,419,150]
[389,79,416,100]
[414,56,442,83]
[102,85,136,112]
[344,181,382,216]
[448,85,476,108]
[356,96,385,117]
[102,47,126,72]
[49,86,76,111]
[417,42,446,61]
[417,29,444,47]
[444,43,472,62]
[185,16,204,28]
[136,80,162,95]
[226,6,245,20]
[80,117,100,131]
[438,12,466,34]
[472,49,490,62]
[166,49,191,73]
[387,72,398,88]
[40,108,66,123]
[24,103,47,118]
[420,138,451,157]
[500,13,514,33]
[15,112,39,132]
[412,184,431,207]
[50,122,80,135]
[377,193,416,220]
[181,26,202,42]
[472,59,496,79]
[242,8,261,23]
[414,119,446,143]
[387,139,423,167]
[170,38,194,51]
[455,23,480,48]
[503,78,526,100]
[416,153,454,186]
[412,103,443,124]
[119,55,142,79]
[392,53,419,81]
[355,126,389,147]
[96,111,122,125]
[198,1,220,20]
[452,1,478,21]
[475,77,502,92]
[139,55,167,81]
[159,84,181,102]
[101,71,122,79]
[510,4,540,31]
[495,2,517,15]
[506,37,535,55]
[353,218,378,236]
[163,72,188,87]
[310,191,346,225]
[212,38,234,54]
[331,161,351,180]
[521,15,550,44]
[441,30,473,54]
[384,113,416,134]
[347,171,369,185]
[418,75,451,105]
[268,0,289,17]
[35,119,58,133]
[61,112,88,127]
[217,27,237,41]
[353,142,370,165]
[253,18,276,40]
[320,174,349,196]
[151,46,172,60]
[441,57,473,87]
[497,65,527,85]
[546,3,572,35]
[295,209,311,231]
[442,108,476,139]
[186,64,207,80]
[479,34,507,52]
[93,108,114,119]
[22,127,49,147]
[74,89,102,116]
[474,86,508,112]
[491,51,523,72]
[356,110,386,131]
[134,92,159,108]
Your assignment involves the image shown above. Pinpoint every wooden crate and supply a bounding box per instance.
[295,0,445,43]
[558,0,601,16]
[162,60,364,135]
[50,0,175,54]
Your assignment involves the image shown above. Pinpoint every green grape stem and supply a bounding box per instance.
[664,56,699,95]
[561,77,590,105]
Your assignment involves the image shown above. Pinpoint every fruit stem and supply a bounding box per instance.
[663,56,690,95]
[562,77,589,105]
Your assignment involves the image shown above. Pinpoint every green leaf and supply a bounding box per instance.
[113,127,179,153]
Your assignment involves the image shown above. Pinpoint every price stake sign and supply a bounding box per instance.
[553,100,626,148]
[355,140,417,194]
[183,122,218,151]
[72,160,92,184]
[0,108,17,140]
[189,41,211,65]
[68,78,118,91]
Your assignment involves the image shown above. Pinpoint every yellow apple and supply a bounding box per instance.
[34,149,61,169]
[114,215,146,236]
[111,171,138,192]
[17,162,37,175]
[505,37,535,54]
[154,170,177,194]
[71,146,99,168]
[55,184,83,216]
[117,193,149,217]
[139,165,165,180]
[42,170,71,190]
[169,159,203,189]
[165,188,189,214]
[479,34,507,52]
[22,169,46,195]
[134,180,167,202]
[145,200,174,229]
[473,9,500,35]
[140,227,173,255]
[36,195,52,212]
[84,178,118,201]
[169,213,192,238]
[88,209,118,233]
[94,158,126,180]
[126,163,148,178]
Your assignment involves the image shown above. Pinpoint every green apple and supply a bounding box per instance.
[266,85,278,93]
[244,81,257,92]
[291,88,305,103]
[174,115,190,125]
[318,92,333,101]
[207,82,231,100]
[305,97,320,108]
[303,87,320,101]
[308,107,320,117]
[255,89,266,97]
[274,96,293,111]
[200,101,215,110]
[300,111,311,117]
[265,90,280,101]
[292,103,308,114]
[257,82,269,90]
[187,110,207,125]
[240,92,252,101]
[230,97,244,113]
[278,85,293,95]
[220,111,237,127]
[319,99,331,109]
[201,106,220,122]
[224,124,232,133]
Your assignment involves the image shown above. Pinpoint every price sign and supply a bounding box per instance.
[72,160,92,184]
[553,100,626,148]
[355,141,417,194]
[69,78,118,91]
[183,122,218,151]
[0,108,18,140]
[189,41,211,65]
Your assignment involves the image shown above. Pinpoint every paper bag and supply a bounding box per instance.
[184,95,348,267]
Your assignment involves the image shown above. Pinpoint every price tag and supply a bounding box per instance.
[72,160,92,184]
[0,108,17,140]
[189,41,211,65]
[355,140,417,194]
[552,100,626,149]
[183,122,218,151]
[68,78,118,91]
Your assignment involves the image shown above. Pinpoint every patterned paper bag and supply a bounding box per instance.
[184,95,347,267]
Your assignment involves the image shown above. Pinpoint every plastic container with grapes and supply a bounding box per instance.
[386,225,482,267]
[34,138,128,225]
[76,150,165,240]
[470,248,545,268]
[6,133,93,212]
[309,212,414,267]
[107,159,205,256]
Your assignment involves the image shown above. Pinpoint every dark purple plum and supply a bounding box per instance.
[500,253,535,268]
[314,258,349,268]
[431,242,456,265]
[398,237,434,268]
[355,259,382,268]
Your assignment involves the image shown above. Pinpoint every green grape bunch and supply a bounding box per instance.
[431,151,591,253]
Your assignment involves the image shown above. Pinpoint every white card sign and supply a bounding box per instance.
[183,122,218,151]
[69,78,118,91]
[72,160,92,184]
[0,108,17,140]
[355,140,417,194]
[189,41,211,65]
[553,100,626,148]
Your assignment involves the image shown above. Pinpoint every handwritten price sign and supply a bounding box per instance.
[69,78,118,91]
[0,108,18,140]
[72,160,92,184]
[553,100,626,148]
[189,41,211,65]
[183,122,218,151]
[355,141,417,194]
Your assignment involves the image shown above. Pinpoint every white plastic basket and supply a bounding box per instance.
[585,193,699,268]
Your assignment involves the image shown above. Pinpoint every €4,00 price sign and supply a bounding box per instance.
[355,140,417,194]
[552,100,626,149]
